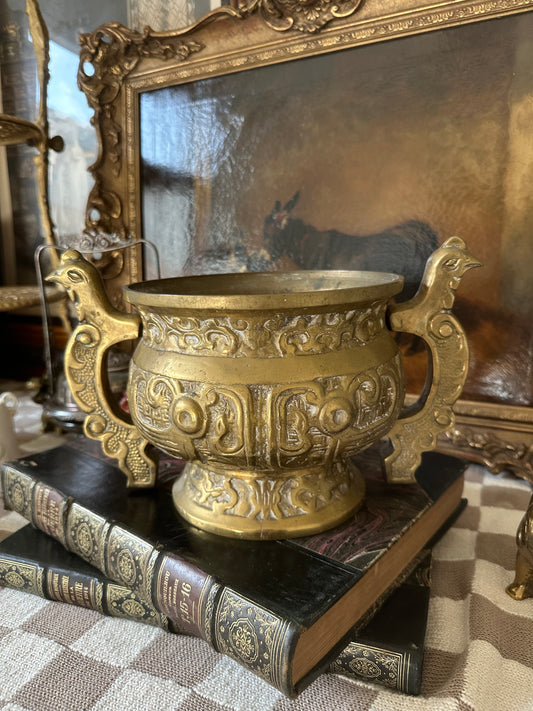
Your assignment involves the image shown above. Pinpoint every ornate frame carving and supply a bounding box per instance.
[76,0,533,482]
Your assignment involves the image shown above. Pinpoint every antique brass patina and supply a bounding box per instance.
[47,238,478,539]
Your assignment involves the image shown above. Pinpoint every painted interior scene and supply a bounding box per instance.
[140,12,533,407]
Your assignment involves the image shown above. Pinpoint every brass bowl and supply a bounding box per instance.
[47,238,479,539]
[125,270,403,538]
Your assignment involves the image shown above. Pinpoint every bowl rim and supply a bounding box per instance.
[123,269,404,311]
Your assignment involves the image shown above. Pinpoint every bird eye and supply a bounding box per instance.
[66,269,84,283]
[443,258,459,270]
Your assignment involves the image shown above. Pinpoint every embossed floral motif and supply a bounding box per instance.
[74,522,95,558]
[121,599,147,618]
[9,481,26,512]
[331,646,401,689]
[5,571,25,588]
[116,549,137,585]
[229,618,260,663]
[215,591,280,686]
[351,657,383,679]
[348,649,400,689]
[249,0,363,33]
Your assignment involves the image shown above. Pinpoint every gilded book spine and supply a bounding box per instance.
[0,550,169,629]
[330,640,422,695]
[0,465,216,638]
[0,464,299,695]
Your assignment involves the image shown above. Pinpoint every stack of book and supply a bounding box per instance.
[0,437,466,698]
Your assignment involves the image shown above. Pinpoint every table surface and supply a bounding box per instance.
[0,387,532,711]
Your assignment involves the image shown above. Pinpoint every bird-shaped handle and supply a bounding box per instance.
[384,236,481,483]
[46,250,158,487]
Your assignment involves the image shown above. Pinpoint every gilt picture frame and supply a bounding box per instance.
[76,0,533,481]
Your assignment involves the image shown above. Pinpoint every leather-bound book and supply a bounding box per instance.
[329,549,432,694]
[0,438,465,697]
[0,525,433,695]
[0,523,169,629]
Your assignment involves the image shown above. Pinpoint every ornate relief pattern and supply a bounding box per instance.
[64,321,157,486]
[215,589,292,688]
[384,237,480,482]
[137,303,387,358]
[331,645,404,690]
[139,310,243,357]
[129,353,401,480]
[246,0,363,32]
[183,458,361,521]
[441,425,533,482]
[46,250,158,488]
[77,23,205,237]
[271,357,403,469]
[129,362,254,467]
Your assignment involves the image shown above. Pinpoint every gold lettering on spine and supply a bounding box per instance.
[179,580,193,625]
[156,556,211,636]
[49,571,61,600]
[73,579,93,607]
[159,567,194,628]
[61,575,71,601]
[33,484,67,544]
[47,571,95,608]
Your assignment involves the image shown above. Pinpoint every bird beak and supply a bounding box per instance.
[45,266,66,286]
[463,249,482,272]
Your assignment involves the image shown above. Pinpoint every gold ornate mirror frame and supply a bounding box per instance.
[75,0,533,482]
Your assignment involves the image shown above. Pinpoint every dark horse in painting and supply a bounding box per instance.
[263,192,440,300]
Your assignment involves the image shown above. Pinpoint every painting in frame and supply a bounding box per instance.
[75,0,533,481]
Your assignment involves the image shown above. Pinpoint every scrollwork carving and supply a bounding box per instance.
[272,356,403,468]
[128,364,252,466]
[140,311,241,356]
[270,304,387,356]
[441,425,533,482]
[384,237,480,483]
[77,22,205,237]
[46,251,158,488]
[246,0,363,32]
[183,458,361,521]
[137,304,387,358]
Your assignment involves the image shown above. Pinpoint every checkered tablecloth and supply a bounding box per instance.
[1,463,532,711]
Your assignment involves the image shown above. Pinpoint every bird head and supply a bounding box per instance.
[46,250,107,322]
[438,236,481,281]
[424,236,481,300]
